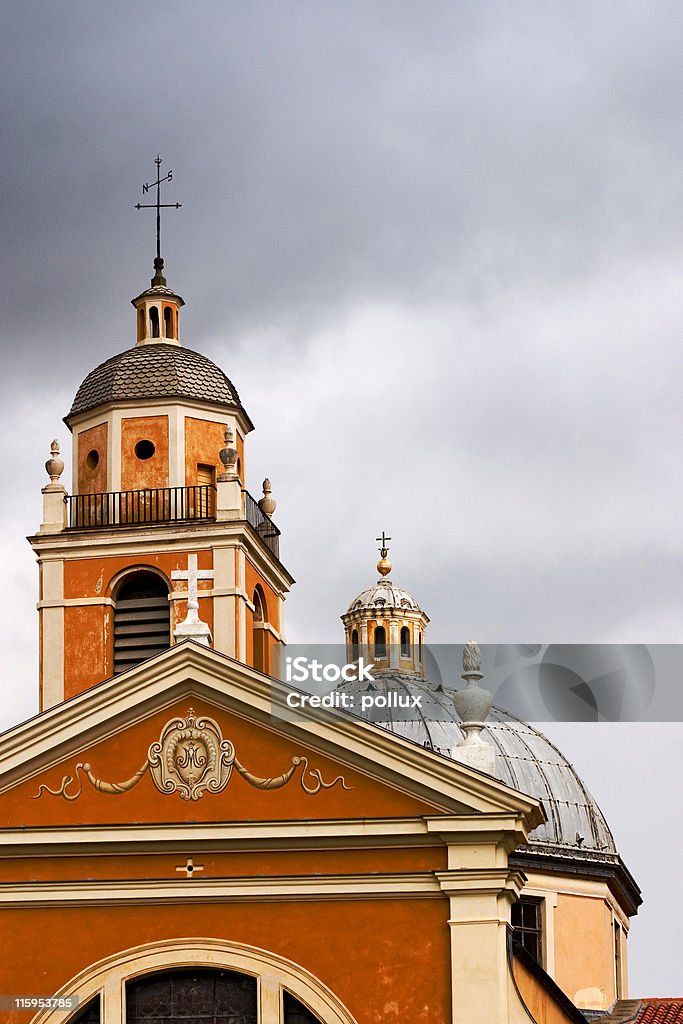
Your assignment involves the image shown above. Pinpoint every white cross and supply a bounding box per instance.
[172,553,215,624]
[176,857,204,879]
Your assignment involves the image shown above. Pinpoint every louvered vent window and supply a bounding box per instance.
[114,571,170,674]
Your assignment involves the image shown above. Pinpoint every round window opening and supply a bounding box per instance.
[85,449,99,470]
[135,439,156,460]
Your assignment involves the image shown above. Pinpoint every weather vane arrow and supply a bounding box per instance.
[135,155,182,285]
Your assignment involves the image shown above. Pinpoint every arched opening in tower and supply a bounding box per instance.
[149,306,160,338]
[113,570,170,675]
[252,585,268,673]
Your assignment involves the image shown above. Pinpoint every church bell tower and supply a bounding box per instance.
[29,160,294,710]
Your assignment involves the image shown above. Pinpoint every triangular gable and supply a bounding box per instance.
[0,642,544,831]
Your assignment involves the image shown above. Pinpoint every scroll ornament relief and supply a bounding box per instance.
[33,709,351,802]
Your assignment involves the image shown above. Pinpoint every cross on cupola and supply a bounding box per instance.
[376,531,392,578]
[135,155,182,287]
[172,554,215,646]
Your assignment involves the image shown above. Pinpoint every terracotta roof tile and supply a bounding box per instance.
[591,1000,683,1024]
[637,1000,683,1024]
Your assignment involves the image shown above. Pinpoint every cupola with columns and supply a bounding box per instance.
[29,159,294,710]
[341,534,429,674]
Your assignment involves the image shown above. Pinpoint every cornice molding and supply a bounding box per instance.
[0,871,443,908]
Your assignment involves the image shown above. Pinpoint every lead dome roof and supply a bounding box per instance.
[345,578,423,614]
[334,671,616,855]
[67,343,243,419]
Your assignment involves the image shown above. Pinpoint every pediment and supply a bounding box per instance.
[0,642,543,831]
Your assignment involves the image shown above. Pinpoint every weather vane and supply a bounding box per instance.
[135,156,182,283]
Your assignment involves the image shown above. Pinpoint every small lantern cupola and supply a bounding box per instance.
[341,534,429,675]
[131,263,184,346]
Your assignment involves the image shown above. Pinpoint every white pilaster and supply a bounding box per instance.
[169,407,184,487]
[388,618,400,669]
[212,544,237,656]
[237,547,247,661]
[111,408,122,491]
[438,866,525,1024]
[360,622,369,662]
[40,559,64,710]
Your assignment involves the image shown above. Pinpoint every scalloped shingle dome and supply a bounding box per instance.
[67,344,242,419]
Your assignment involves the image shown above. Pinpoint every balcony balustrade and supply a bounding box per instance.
[65,485,280,558]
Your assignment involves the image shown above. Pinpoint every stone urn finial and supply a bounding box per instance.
[218,425,238,480]
[451,641,495,773]
[453,640,492,725]
[45,439,64,484]
[462,639,482,678]
[258,478,277,517]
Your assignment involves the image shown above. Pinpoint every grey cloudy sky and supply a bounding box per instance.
[0,0,681,997]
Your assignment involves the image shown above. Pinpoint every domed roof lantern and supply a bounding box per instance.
[342,536,429,678]
[343,535,427,618]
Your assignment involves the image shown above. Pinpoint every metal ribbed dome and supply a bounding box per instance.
[67,344,242,419]
[334,672,617,855]
[346,578,422,614]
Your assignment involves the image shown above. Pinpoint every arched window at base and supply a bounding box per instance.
[33,939,358,1024]
[127,968,257,1024]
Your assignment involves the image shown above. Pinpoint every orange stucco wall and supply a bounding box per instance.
[64,604,109,699]
[77,422,108,494]
[1,698,443,827]
[554,893,615,1007]
[120,415,169,490]
[512,954,579,1024]
[0,898,451,1024]
[185,416,229,486]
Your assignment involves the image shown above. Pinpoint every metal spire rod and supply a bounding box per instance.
[135,155,181,264]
